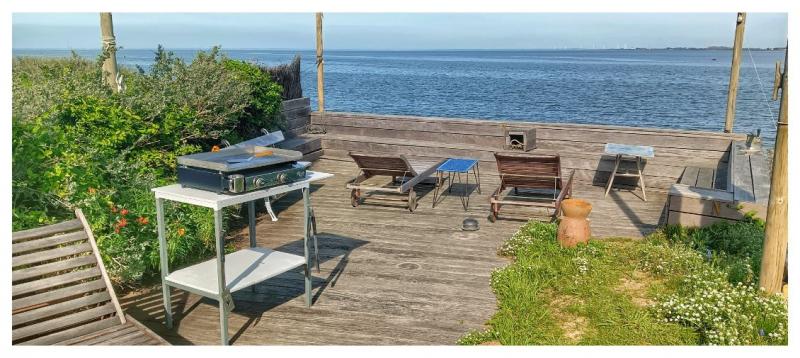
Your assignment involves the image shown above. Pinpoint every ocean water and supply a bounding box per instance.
[13,48,784,146]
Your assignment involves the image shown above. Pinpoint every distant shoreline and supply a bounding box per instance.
[11,47,786,52]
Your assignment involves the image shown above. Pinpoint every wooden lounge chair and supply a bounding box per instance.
[489,153,575,222]
[12,209,169,346]
[346,152,446,212]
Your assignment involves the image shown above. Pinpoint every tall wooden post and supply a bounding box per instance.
[99,12,119,92]
[724,12,746,133]
[316,13,325,112]
[759,48,788,294]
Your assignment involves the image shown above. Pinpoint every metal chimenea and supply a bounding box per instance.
[504,127,536,151]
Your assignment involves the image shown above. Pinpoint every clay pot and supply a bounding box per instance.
[557,199,592,248]
[560,198,592,219]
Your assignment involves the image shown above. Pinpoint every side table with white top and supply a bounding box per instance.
[603,143,654,201]
[152,170,333,345]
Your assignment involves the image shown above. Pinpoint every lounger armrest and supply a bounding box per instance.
[398,158,447,192]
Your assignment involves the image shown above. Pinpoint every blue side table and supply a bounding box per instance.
[432,158,481,210]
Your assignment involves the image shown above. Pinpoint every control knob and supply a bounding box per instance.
[254,177,267,188]
[276,173,288,183]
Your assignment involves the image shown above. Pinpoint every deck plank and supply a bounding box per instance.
[122,157,668,345]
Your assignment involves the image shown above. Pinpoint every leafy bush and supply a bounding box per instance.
[462,220,787,346]
[638,231,788,345]
[12,54,108,123]
[463,221,697,345]
[223,58,285,138]
[12,47,286,287]
[661,217,765,285]
[122,46,253,145]
[650,268,787,345]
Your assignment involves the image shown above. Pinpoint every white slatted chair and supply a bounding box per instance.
[12,209,169,345]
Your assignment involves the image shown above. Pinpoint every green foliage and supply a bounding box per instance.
[460,220,787,346]
[652,270,787,345]
[223,59,285,137]
[121,46,252,146]
[12,54,109,123]
[12,47,286,287]
[461,221,697,345]
[661,217,765,285]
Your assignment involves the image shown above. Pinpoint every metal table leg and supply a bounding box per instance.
[474,162,481,194]
[213,209,230,345]
[156,198,172,329]
[248,201,256,248]
[459,171,469,211]
[302,187,312,308]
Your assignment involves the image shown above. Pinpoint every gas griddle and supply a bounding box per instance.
[177,131,308,194]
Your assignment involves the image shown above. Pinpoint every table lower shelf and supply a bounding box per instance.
[165,247,306,298]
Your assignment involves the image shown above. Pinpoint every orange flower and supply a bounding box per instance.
[114,227,120,234]
[137,216,149,225]
[117,218,128,228]
[110,205,118,213]
[120,208,129,216]
[88,187,97,194]
[177,228,186,237]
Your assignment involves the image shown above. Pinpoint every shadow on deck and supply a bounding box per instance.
[121,157,669,345]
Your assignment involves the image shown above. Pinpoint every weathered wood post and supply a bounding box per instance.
[316,12,325,112]
[759,47,788,294]
[724,12,746,133]
[99,12,120,92]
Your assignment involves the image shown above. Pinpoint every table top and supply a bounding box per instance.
[164,247,306,297]
[604,143,655,158]
[152,170,333,210]
[437,158,479,173]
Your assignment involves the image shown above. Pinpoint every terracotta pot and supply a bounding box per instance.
[557,198,592,248]
[560,198,592,219]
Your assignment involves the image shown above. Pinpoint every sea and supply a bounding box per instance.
[13,48,784,147]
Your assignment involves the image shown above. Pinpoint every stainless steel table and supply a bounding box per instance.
[152,171,333,345]
[603,143,654,201]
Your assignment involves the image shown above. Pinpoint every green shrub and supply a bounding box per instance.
[121,46,252,146]
[463,220,786,346]
[661,217,765,285]
[651,268,787,345]
[12,54,109,124]
[638,231,788,345]
[223,58,285,137]
[12,46,286,287]
[463,221,696,345]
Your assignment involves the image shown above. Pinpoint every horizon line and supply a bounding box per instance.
[11,46,787,51]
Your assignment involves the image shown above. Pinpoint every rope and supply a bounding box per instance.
[746,48,778,128]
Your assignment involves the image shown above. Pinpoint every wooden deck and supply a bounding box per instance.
[121,156,669,345]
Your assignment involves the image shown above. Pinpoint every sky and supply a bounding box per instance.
[12,13,788,50]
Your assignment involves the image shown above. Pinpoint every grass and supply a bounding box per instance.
[458,220,787,345]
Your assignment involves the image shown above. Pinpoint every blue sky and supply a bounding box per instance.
[12,13,788,50]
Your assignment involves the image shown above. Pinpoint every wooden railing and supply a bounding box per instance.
[311,111,746,190]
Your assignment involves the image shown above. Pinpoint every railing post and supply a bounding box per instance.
[316,13,325,113]
[724,12,746,133]
[759,47,788,295]
[99,12,120,92]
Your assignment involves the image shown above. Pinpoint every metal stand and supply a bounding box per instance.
[432,160,481,210]
[154,171,331,345]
